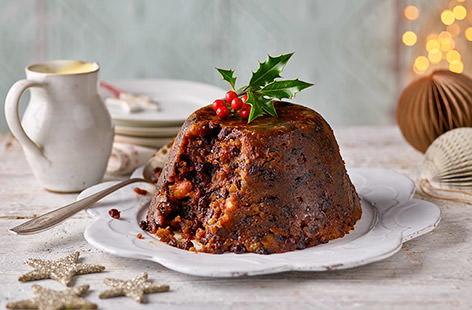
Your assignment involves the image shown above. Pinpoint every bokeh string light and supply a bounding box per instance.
[466,26,472,40]
[447,23,461,36]
[402,31,417,46]
[414,56,430,74]
[403,0,471,75]
[404,5,420,20]
[453,5,467,20]
[441,9,455,25]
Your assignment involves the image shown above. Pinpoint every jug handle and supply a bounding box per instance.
[5,80,46,158]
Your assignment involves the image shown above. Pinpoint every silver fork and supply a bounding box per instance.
[9,164,157,235]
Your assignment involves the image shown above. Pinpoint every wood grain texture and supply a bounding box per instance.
[1,129,471,309]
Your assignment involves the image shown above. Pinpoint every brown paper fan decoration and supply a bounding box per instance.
[418,128,472,204]
[396,70,472,153]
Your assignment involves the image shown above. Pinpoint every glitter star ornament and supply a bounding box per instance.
[6,284,97,310]
[99,272,169,303]
[18,252,105,286]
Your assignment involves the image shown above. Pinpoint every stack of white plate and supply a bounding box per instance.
[100,79,225,148]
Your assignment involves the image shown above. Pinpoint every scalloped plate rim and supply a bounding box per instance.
[82,167,440,277]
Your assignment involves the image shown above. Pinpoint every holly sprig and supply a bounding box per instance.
[216,53,313,123]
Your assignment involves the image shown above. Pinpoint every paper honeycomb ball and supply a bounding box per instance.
[396,70,472,153]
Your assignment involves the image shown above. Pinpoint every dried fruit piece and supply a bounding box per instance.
[133,187,148,195]
[108,209,120,219]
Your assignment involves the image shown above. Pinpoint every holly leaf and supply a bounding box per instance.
[249,53,294,89]
[245,91,265,123]
[216,68,237,89]
[214,53,314,123]
[235,85,247,93]
[260,97,277,117]
[259,79,313,99]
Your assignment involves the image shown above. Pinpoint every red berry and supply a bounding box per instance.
[225,90,238,103]
[136,233,144,239]
[216,106,230,118]
[108,208,120,219]
[242,94,248,102]
[212,99,226,111]
[239,108,250,119]
[241,102,251,110]
[231,98,243,110]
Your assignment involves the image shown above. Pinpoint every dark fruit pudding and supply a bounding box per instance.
[144,102,361,254]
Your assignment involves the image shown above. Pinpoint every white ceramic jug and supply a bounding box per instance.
[5,60,114,192]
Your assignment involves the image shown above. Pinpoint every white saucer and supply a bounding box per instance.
[114,135,173,148]
[100,79,225,127]
[114,125,181,138]
[81,168,440,277]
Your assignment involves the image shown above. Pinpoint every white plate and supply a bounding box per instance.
[114,135,173,148]
[82,168,440,277]
[100,79,225,127]
[115,125,181,138]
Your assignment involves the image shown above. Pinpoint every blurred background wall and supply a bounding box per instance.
[0,0,470,131]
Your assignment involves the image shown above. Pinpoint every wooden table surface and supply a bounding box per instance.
[1,127,471,309]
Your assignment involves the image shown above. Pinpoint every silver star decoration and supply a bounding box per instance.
[6,284,97,310]
[18,252,105,286]
[99,272,169,303]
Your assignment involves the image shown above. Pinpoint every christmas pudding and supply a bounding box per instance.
[143,54,361,254]
[144,102,361,254]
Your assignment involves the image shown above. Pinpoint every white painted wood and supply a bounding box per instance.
[1,128,471,309]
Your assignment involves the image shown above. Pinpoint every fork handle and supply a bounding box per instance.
[10,178,150,235]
